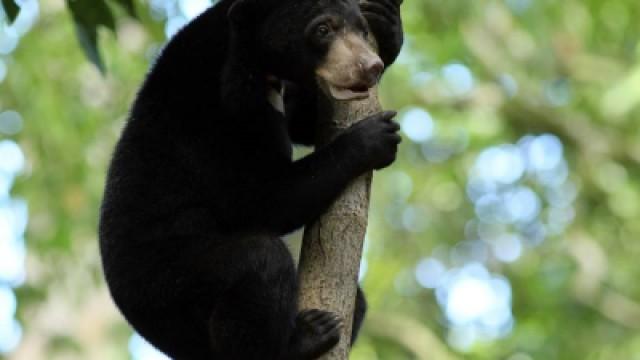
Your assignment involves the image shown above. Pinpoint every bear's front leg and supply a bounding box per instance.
[220,111,400,236]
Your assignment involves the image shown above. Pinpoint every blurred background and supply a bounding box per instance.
[1,0,640,359]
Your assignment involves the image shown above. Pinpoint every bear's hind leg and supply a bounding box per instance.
[207,236,340,360]
[207,235,297,359]
[286,309,342,360]
[208,273,295,359]
[351,286,368,345]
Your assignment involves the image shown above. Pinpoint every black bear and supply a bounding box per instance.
[99,0,403,358]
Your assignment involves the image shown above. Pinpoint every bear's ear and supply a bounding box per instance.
[227,0,259,28]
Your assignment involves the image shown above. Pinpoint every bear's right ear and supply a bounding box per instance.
[227,0,259,28]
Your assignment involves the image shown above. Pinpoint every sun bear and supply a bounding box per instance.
[99,0,403,358]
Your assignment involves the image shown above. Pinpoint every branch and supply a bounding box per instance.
[297,88,380,359]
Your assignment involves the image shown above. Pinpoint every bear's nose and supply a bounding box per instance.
[362,58,384,87]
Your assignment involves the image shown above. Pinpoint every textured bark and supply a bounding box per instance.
[297,87,381,359]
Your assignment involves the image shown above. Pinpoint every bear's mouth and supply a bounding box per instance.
[326,83,372,101]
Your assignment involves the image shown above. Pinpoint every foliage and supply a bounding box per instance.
[1,0,640,359]
[1,0,19,22]
[64,0,136,73]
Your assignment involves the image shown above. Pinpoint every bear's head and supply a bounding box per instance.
[229,0,384,101]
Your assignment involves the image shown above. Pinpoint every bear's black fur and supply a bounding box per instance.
[99,0,403,358]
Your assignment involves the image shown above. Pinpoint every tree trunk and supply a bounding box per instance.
[297,87,381,359]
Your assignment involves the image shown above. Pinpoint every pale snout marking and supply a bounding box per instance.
[315,30,383,101]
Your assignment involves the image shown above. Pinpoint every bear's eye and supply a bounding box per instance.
[316,24,332,38]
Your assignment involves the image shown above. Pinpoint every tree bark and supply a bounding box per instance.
[297,86,381,359]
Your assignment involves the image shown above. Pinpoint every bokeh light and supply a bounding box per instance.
[467,134,576,251]
[415,258,446,289]
[429,263,513,351]
[543,78,571,107]
[150,0,213,38]
[0,1,36,354]
[0,110,23,135]
[0,24,18,54]
[129,333,171,360]
[473,145,525,186]
[0,140,27,353]
[0,285,22,354]
[401,108,434,143]
[498,73,518,97]
[505,0,532,14]
[0,58,6,83]
[0,140,25,175]
[415,133,575,350]
[442,63,474,97]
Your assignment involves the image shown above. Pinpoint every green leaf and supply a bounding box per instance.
[74,23,105,73]
[110,0,137,18]
[66,0,116,31]
[1,0,19,23]
[66,0,116,73]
